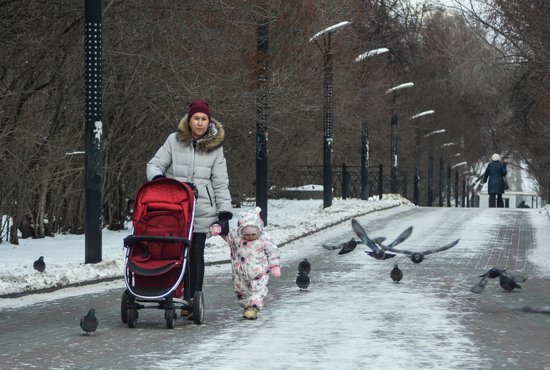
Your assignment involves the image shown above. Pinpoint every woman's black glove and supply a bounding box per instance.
[217,211,233,236]
[152,175,166,180]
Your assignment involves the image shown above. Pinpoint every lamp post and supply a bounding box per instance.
[386,82,414,194]
[424,129,446,206]
[310,21,351,208]
[354,47,389,200]
[439,142,455,206]
[84,0,103,263]
[451,161,467,207]
[410,110,435,205]
[256,18,269,224]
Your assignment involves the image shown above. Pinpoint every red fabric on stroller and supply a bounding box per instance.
[125,179,195,298]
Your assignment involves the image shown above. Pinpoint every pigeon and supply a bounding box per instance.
[498,271,522,292]
[480,267,502,279]
[390,264,403,283]
[337,238,358,255]
[298,258,311,275]
[80,308,98,336]
[33,256,45,272]
[351,219,410,260]
[470,276,489,294]
[296,272,310,290]
[504,305,550,315]
[383,238,460,264]
[480,267,527,283]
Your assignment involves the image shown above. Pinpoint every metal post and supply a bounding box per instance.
[322,37,334,208]
[461,175,466,207]
[438,157,444,207]
[413,135,420,205]
[454,169,459,207]
[354,47,389,200]
[361,120,369,200]
[390,94,398,193]
[84,0,102,264]
[342,163,349,199]
[402,171,408,199]
[428,152,433,206]
[256,20,269,224]
[446,166,451,207]
[378,164,383,200]
[310,22,351,208]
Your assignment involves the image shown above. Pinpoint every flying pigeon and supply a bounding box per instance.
[470,276,489,294]
[33,256,45,272]
[351,219,411,260]
[298,258,311,275]
[383,238,460,264]
[480,267,527,283]
[80,308,98,336]
[296,272,310,290]
[505,305,550,315]
[390,264,403,283]
[321,238,359,254]
[337,238,358,255]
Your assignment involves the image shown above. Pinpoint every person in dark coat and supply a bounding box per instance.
[483,153,507,208]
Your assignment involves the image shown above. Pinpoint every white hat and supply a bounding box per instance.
[491,153,501,161]
[237,207,264,237]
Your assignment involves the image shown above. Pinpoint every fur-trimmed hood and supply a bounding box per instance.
[176,114,225,153]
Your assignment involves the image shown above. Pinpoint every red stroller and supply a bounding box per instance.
[120,178,204,328]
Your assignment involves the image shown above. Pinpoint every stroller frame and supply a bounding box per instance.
[121,178,204,329]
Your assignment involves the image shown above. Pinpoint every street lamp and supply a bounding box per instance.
[354,47,389,200]
[439,142,455,206]
[310,21,351,208]
[423,129,446,206]
[410,110,435,205]
[451,161,467,207]
[386,82,414,193]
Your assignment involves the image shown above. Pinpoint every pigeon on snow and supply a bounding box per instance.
[390,264,403,283]
[498,271,522,292]
[383,238,460,264]
[80,308,98,336]
[296,272,310,290]
[298,258,311,275]
[33,256,46,272]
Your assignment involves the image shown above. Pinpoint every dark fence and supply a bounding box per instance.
[297,164,398,199]
[294,164,475,206]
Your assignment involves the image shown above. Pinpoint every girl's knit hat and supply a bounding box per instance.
[237,207,264,237]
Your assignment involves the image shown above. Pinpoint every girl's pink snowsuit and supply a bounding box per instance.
[223,208,280,309]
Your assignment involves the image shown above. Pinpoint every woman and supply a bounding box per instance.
[146,99,233,317]
[483,153,507,208]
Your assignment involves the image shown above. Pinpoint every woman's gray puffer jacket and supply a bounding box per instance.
[146,114,232,232]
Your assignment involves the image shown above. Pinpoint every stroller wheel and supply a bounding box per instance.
[165,308,176,329]
[192,291,204,325]
[120,291,129,323]
[127,308,138,328]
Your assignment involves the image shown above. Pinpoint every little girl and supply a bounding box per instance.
[211,207,281,320]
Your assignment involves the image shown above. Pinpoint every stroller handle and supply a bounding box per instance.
[124,235,191,247]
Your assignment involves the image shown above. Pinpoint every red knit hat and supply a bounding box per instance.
[187,100,211,123]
